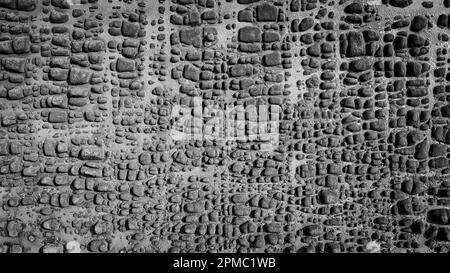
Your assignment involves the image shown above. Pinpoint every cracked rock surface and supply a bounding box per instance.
[0,0,450,253]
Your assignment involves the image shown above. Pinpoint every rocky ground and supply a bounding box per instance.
[0,0,449,253]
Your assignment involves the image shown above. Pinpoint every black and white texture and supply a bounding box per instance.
[0,0,449,253]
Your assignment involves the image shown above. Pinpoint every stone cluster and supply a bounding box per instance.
[0,0,449,253]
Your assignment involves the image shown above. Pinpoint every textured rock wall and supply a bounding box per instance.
[0,0,450,253]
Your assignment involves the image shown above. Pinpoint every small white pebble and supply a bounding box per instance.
[66,241,81,253]
[366,241,381,253]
